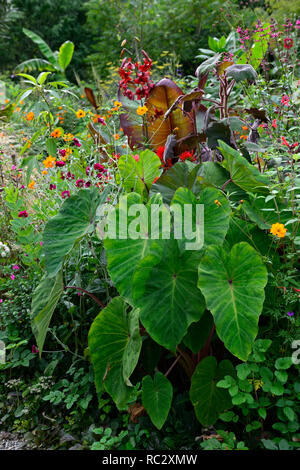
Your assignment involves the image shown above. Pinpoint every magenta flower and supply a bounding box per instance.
[0,299,3,303]
[85,181,91,187]
[12,265,19,270]
[40,241,43,246]
[18,210,29,218]
[94,163,105,171]
[58,149,66,157]
[11,165,16,170]
[55,160,65,167]
[97,117,106,125]
[49,184,56,190]
[287,312,295,317]
[61,190,70,199]
[10,274,15,280]
[32,345,39,354]
[76,179,85,188]
[73,138,81,147]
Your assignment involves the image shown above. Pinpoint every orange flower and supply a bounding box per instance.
[26,111,35,121]
[43,155,56,168]
[28,180,35,189]
[114,133,120,140]
[63,133,74,142]
[76,109,86,118]
[270,223,286,238]
[51,128,62,138]
[42,170,48,175]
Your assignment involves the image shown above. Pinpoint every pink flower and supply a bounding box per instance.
[18,210,29,218]
[73,137,81,147]
[0,299,3,303]
[31,345,39,354]
[61,190,70,199]
[76,179,85,188]
[12,265,19,270]
[94,163,105,171]
[40,241,43,246]
[49,184,56,190]
[55,160,65,167]
[132,154,139,162]
[11,165,16,170]
[97,117,106,125]
[10,274,15,280]
[281,95,290,106]
[58,149,66,157]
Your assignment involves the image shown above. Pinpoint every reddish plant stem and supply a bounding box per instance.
[64,286,105,308]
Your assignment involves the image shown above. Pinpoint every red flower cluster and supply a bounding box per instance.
[155,146,196,169]
[118,50,154,101]
[18,210,29,218]
[281,136,298,151]
[284,37,293,49]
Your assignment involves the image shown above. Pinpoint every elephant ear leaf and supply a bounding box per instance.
[43,187,106,277]
[88,297,142,410]
[190,356,235,426]
[198,242,268,361]
[31,270,64,355]
[142,372,173,429]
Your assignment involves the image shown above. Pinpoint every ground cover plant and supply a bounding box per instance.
[0,1,299,451]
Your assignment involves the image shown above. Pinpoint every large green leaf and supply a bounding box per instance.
[218,140,270,193]
[142,372,173,429]
[198,242,268,361]
[23,28,58,67]
[183,310,214,353]
[117,150,161,196]
[31,271,64,355]
[171,186,231,248]
[190,357,235,426]
[243,196,292,230]
[133,239,206,352]
[103,192,168,303]
[150,161,199,204]
[58,41,74,71]
[88,297,141,409]
[43,187,104,277]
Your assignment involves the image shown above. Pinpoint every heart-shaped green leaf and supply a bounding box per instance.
[103,192,168,303]
[133,239,205,351]
[31,270,64,355]
[190,356,235,426]
[88,297,141,410]
[117,150,161,196]
[142,372,173,429]
[43,187,105,277]
[171,186,231,248]
[219,140,270,193]
[198,242,268,361]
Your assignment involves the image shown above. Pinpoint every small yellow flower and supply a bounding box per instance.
[114,100,122,108]
[51,128,62,138]
[63,133,74,142]
[136,105,148,116]
[270,223,287,238]
[42,170,48,175]
[76,109,86,118]
[214,199,221,207]
[28,180,35,189]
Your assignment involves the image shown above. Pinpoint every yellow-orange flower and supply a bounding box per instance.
[76,109,86,118]
[114,133,120,140]
[43,155,56,168]
[42,170,48,175]
[51,128,62,138]
[136,105,148,116]
[63,133,74,142]
[28,180,35,189]
[270,223,287,238]
[26,111,35,121]
[214,199,221,207]
[114,100,122,108]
